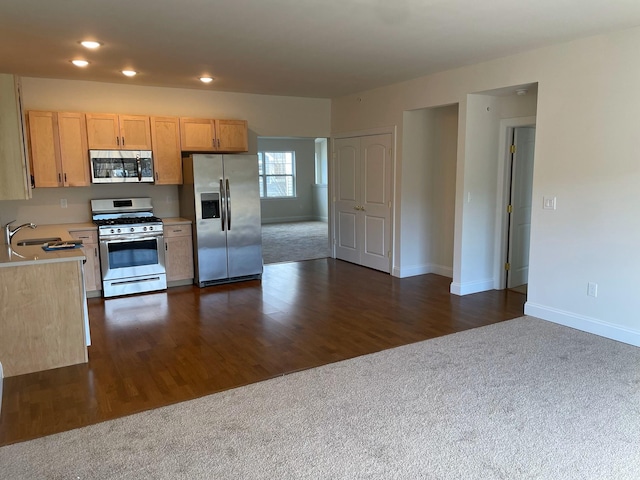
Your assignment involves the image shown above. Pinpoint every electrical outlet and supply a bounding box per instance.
[587,282,598,298]
[60,198,67,208]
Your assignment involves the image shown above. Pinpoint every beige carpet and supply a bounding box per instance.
[261,221,331,264]
[1,316,639,479]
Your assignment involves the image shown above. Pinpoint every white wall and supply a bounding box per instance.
[312,185,328,221]
[312,138,329,221]
[399,104,458,278]
[0,78,330,227]
[258,137,317,223]
[400,108,435,275]
[430,105,458,275]
[331,26,640,346]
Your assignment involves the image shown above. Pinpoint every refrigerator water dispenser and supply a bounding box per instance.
[201,193,220,219]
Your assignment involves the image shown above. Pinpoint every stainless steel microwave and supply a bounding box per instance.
[90,150,154,183]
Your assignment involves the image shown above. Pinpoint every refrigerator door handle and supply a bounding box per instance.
[226,178,231,230]
[220,179,226,231]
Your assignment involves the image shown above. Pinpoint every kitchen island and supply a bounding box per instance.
[0,224,92,377]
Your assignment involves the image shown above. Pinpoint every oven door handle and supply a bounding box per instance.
[220,179,226,231]
[226,178,231,231]
[100,233,163,243]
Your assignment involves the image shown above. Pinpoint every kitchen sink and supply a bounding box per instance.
[16,237,62,246]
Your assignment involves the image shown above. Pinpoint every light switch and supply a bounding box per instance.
[543,196,556,210]
[60,198,68,208]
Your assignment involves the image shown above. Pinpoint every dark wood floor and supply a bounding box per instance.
[0,259,525,446]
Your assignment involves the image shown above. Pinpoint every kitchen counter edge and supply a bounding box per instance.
[0,223,94,267]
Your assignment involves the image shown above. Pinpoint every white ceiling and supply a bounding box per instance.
[2,0,640,98]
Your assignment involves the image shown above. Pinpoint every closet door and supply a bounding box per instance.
[333,134,392,273]
[359,134,392,272]
[334,137,361,264]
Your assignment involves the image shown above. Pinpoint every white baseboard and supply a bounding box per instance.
[0,361,3,414]
[395,264,430,278]
[393,263,453,279]
[525,302,640,347]
[431,264,453,278]
[261,216,316,224]
[450,278,495,296]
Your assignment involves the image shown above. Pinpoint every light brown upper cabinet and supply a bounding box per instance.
[150,116,182,185]
[180,118,248,152]
[86,113,152,150]
[27,111,90,187]
[0,74,31,200]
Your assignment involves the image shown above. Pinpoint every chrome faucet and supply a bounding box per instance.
[3,220,37,245]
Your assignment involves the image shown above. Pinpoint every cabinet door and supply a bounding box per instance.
[86,113,120,149]
[27,111,62,187]
[180,118,215,151]
[0,74,31,200]
[58,112,90,186]
[69,230,101,292]
[119,115,152,150]
[164,224,194,282]
[151,116,182,184]
[81,243,102,292]
[215,119,248,152]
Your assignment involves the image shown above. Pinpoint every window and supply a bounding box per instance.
[258,151,296,198]
[314,138,328,185]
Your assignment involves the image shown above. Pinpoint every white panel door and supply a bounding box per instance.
[508,127,536,288]
[360,134,392,271]
[334,134,392,273]
[334,138,361,264]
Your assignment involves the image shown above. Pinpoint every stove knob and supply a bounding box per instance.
[130,227,135,232]
[149,226,154,231]
[110,228,115,234]
[117,228,121,233]
[143,226,148,231]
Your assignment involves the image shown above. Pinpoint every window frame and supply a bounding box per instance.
[258,151,297,199]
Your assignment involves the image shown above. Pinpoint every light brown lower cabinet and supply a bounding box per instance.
[69,229,102,294]
[0,260,87,376]
[164,222,194,284]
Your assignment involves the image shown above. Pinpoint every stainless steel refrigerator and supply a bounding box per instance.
[179,154,263,286]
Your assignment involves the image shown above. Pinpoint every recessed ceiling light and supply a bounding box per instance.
[80,41,102,49]
[199,76,214,84]
[71,59,90,67]
[122,70,137,77]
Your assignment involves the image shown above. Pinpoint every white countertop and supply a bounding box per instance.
[163,217,191,225]
[0,223,93,267]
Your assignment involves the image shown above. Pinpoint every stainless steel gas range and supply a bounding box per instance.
[91,198,166,297]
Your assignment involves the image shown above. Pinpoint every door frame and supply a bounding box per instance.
[493,116,536,290]
[331,126,396,268]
